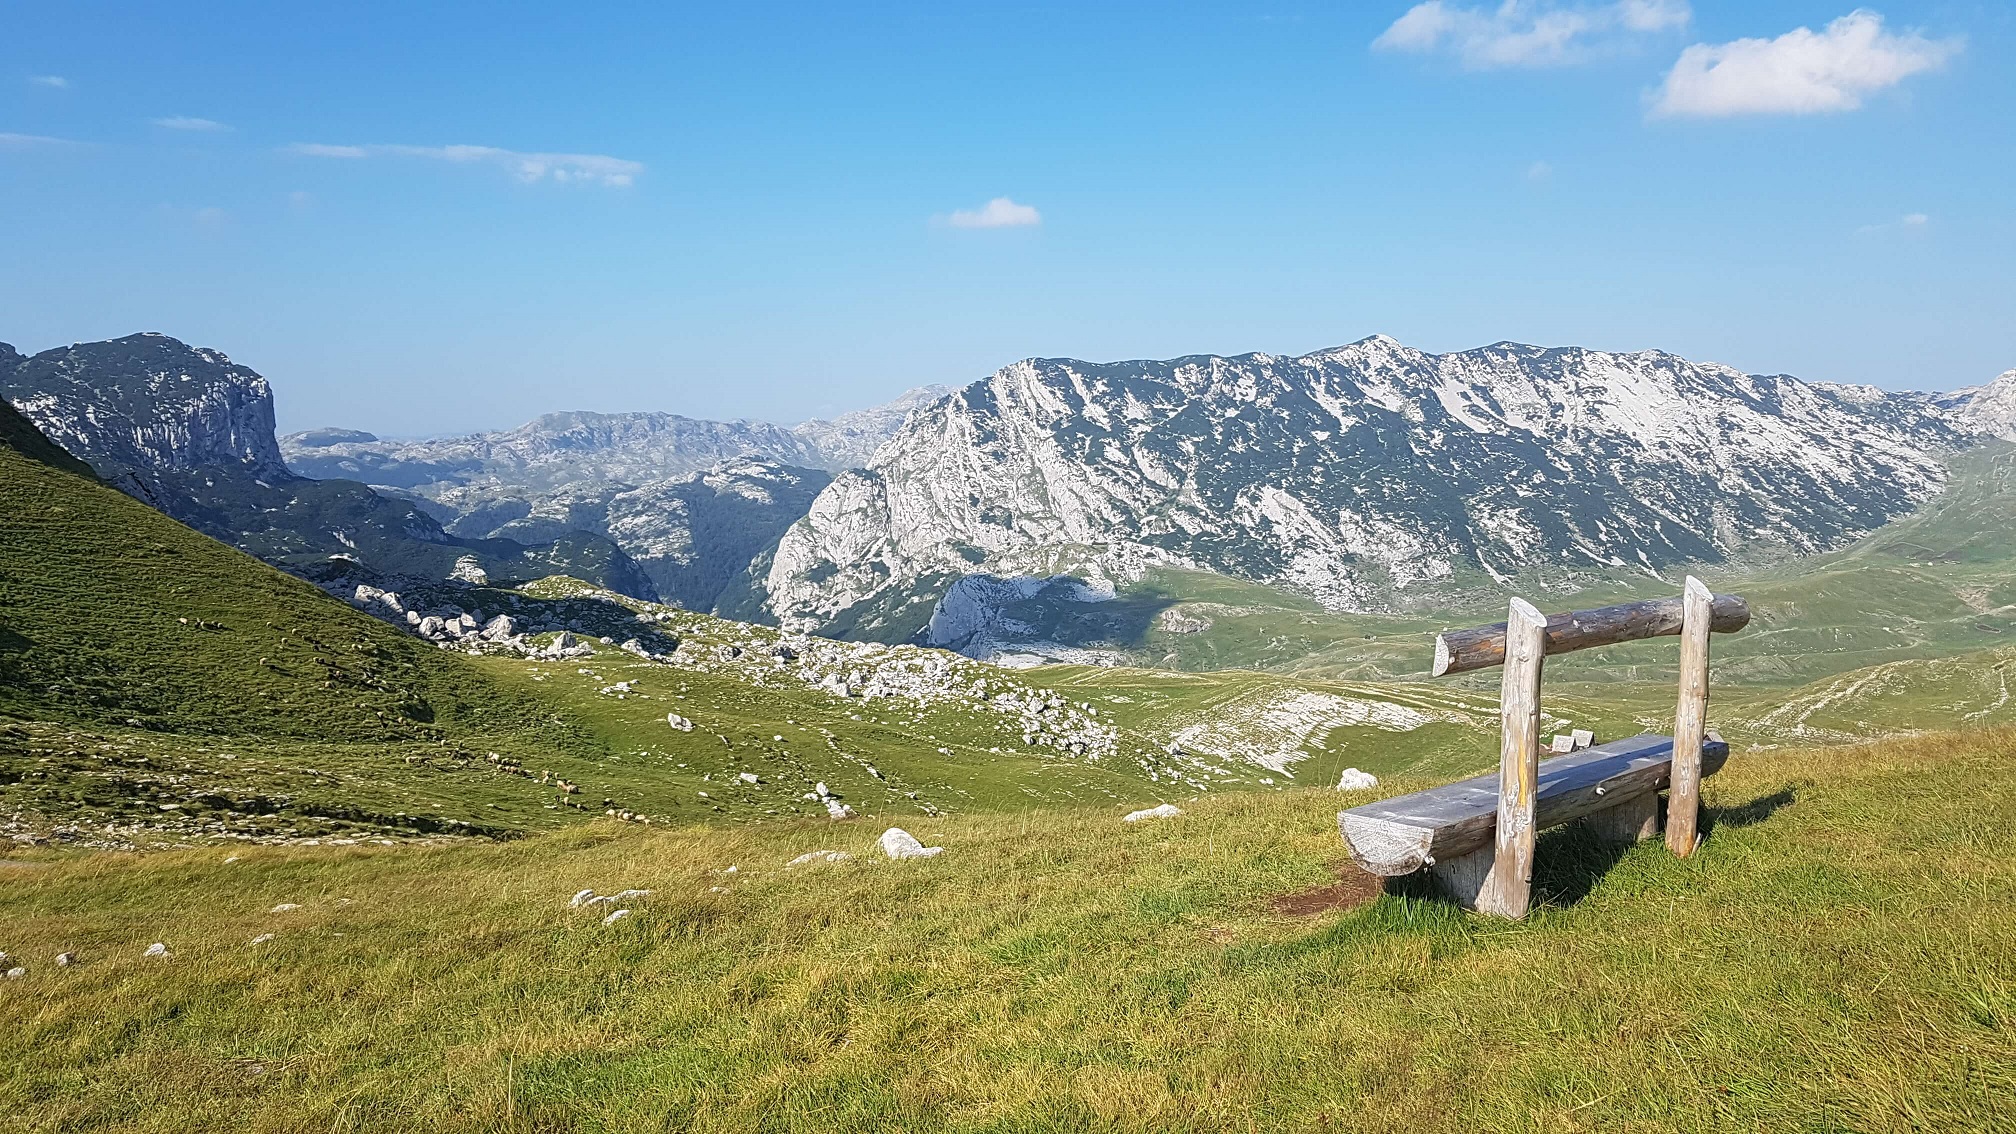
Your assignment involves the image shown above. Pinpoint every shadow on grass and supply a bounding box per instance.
[1702,786,1797,836]
[1390,786,1801,913]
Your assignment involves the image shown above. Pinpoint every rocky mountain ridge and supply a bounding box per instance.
[759,337,1967,645]
[1,333,656,599]
[5,333,287,503]
[414,457,833,612]
[281,384,952,488]
[279,384,947,613]
[1937,368,2016,441]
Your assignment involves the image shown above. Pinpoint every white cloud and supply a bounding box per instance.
[29,75,69,89]
[290,143,368,158]
[1651,10,1961,118]
[1856,211,1931,235]
[1526,159,1553,181]
[286,142,642,186]
[1372,0,1690,68]
[0,132,78,148]
[945,197,1042,229]
[152,116,229,131]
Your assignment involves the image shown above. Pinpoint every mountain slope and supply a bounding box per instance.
[3,405,1396,847]
[1936,367,2016,441]
[419,458,832,611]
[0,386,96,480]
[761,338,1960,641]
[280,388,947,611]
[790,383,952,468]
[2,334,655,598]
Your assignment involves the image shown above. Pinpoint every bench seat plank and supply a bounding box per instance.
[1337,733,1729,877]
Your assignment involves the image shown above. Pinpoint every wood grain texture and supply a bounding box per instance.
[1476,598,1546,920]
[1665,575,1713,857]
[1432,591,1750,677]
[1336,732,1731,877]
[1584,790,1660,846]
[1429,844,1495,910]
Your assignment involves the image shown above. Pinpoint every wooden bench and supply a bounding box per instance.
[1338,732,1729,903]
[1338,576,1750,918]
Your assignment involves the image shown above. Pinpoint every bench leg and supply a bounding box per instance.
[1584,791,1660,845]
[1429,845,1496,911]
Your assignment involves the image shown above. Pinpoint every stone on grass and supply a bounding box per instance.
[568,888,597,908]
[143,943,170,959]
[665,713,695,732]
[3,967,23,980]
[270,903,303,913]
[879,827,944,860]
[602,909,632,926]
[1336,768,1379,791]
[825,800,857,820]
[786,850,854,868]
[249,934,276,945]
[1122,803,1183,823]
[54,952,76,968]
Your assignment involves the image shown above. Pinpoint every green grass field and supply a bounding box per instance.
[3,727,2011,1132]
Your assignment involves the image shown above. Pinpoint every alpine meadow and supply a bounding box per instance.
[4,3,2014,1132]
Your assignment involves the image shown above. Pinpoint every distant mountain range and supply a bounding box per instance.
[757,338,1981,647]
[8,330,2009,662]
[278,385,946,609]
[280,386,950,488]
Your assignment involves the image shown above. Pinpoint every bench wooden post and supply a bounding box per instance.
[1476,598,1546,919]
[1338,585,1749,916]
[1665,576,1713,857]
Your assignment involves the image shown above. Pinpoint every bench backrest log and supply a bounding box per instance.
[1432,589,1751,677]
[1428,576,1748,919]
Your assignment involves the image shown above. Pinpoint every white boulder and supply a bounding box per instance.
[879,827,943,860]
[1122,803,1183,823]
[1336,768,1379,791]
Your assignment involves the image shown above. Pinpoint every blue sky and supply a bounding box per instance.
[3,1,2010,435]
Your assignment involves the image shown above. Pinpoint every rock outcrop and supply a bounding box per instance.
[2,333,656,599]
[1936,368,2016,442]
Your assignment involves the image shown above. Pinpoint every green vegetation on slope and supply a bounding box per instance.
[0,433,1245,844]
[0,437,580,746]
[1,729,2010,1132]
[1066,442,2016,693]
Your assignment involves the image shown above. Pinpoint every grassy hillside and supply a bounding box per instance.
[2,430,1387,845]
[1055,442,2016,692]
[2,728,2010,1132]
